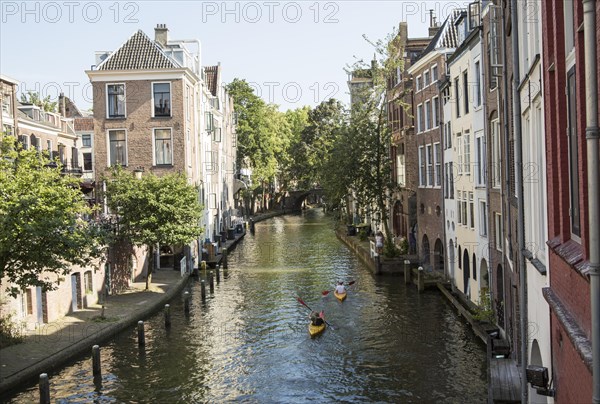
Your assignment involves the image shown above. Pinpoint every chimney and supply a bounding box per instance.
[428,10,440,37]
[155,24,168,48]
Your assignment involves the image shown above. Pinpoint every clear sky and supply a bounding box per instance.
[1,1,466,111]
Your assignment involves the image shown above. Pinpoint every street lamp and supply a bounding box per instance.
[133,166,145,180]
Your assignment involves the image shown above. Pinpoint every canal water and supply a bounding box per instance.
[7,209,487,403]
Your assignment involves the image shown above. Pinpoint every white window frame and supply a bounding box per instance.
[434,142,441,187]
[425,100,431,131]
[479,200,488,237]
[419,145,426,186]
[463,131,471,176]
[82,151,93,172]
[432,96,439,128]
[417,104,423,133]
[152,127,173,166]
[495,213,503,251]
[423,70,430,88]
[476,132,486,186]
[474,59,482,108]
[397,152,406,187]
[431,64,439,83]
[456,134,463,175]
[469,192,475,229]
[81,134,92,148]
[416,75,422,92]
[151,81,172,118]
[106,128,128,166]
[106,83,126,119]
[426,144,433,186]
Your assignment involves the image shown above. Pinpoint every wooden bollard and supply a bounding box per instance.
[137,321,145,346]
[201,260,207,272]
[215,265,221,283]
[201,280,206,302]
[164,304,171,328]
[39,373,50,404]
[92,345,101,377]
[404,259,411,284]
[184,291,190,314]
[209,271,215,293]
[417,266,424,292]
[222,248,228,269]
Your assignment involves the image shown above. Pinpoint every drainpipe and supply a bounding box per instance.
[510,1,528,402]
[582,1,600,401]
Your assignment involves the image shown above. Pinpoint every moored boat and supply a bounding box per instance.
[334,290,347,302]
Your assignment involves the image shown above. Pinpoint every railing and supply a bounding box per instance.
[180,256,187,277]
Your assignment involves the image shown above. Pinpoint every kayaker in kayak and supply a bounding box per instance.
[335,281,346,294]
[309,311,324,326]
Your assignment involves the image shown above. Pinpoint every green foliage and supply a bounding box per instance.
[473,287,495,324]
[104,167,203,288]
[0,134,105,297]
[0,297,24,348]
[20,91,57,112]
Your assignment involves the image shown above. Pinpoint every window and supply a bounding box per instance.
[84,271,93,294]
[416,76,422,92]
[463,131,471,176]
[456,134,463,175]
[468,1,481,29]
[446,122,452,148]
[417,104,423,133]
[83,152,93,171]
[480,201,488,236]
[2,92,12,116]
[457,193,462,224]
[432,97,439,128]
[419,146,426,186]
[463,71,469,114]
[469,192,475,229]
[454,77,460,117]
[425,101,431,131]
[397,151,406,187]
[462,199,468,226]
[431,65,438,82]
[427,144,434,186]
[153,129,172,165]
[434,143,441,187]
[108,129,127,166]
[82,134,91,147]
[474,61,481,107]
[423,70,430,87]
[564,0,575,55]
[487,33,498,90]
[476,134,486,186]
[153,82,171,117]
[495,213,503,251]
[185,84,191,122]
[567,67,580,237]
[449,162,454,198]
[492,119,501,188]
[107,84,125,118]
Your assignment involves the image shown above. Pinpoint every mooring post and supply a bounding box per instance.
[216,265,221,283]
[92,345,101,377]
[184,291,190,314]
[39,373,50,404]
[250,218,255,233]
[137,320,145,346]
[164,304,171,328]
[222,247,228,269]
[209,271,215,293]
[418,266,424,292]
[201,280,206,302]
[201,260,207,272]
[404,259,411,285]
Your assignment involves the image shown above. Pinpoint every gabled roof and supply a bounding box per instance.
[98,30,179,71]
[417,9,463,60]
[204,65,219,96]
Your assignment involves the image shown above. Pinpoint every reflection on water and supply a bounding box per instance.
[7,209,487,403]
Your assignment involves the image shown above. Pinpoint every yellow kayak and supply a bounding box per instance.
[309,322,326,337]
[334,290,347,302]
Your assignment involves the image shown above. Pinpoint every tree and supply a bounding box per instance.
[20,91,57,113]
[0,135,104,297]
[104,168,202,289]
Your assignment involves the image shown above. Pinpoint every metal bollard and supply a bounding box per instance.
[216,265,221,283]
[164,304,171,328]
[39,373,50,404]
[417,266,425,292]
[404,259,411,285]
[209,271,215,293]
[222,247,228,269]
[201,280,206,302]
[138,320,145,346]
[184,291,190,314]
[92,345,101,377]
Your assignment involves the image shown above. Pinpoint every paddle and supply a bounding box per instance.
[322,281,356,296]
[297,297,334,330]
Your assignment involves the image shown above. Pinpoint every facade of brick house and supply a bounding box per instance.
[541,0,599,401]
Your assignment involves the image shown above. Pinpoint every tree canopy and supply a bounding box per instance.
[104,168,203,288]
[0,135,104,296]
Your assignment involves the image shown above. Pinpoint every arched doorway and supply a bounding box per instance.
[434,238,444,272]
[529,340,548,404]
[480,259,489,289]
[463,249,470,296]
[422,234,430,269]
[496,264,505,329]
